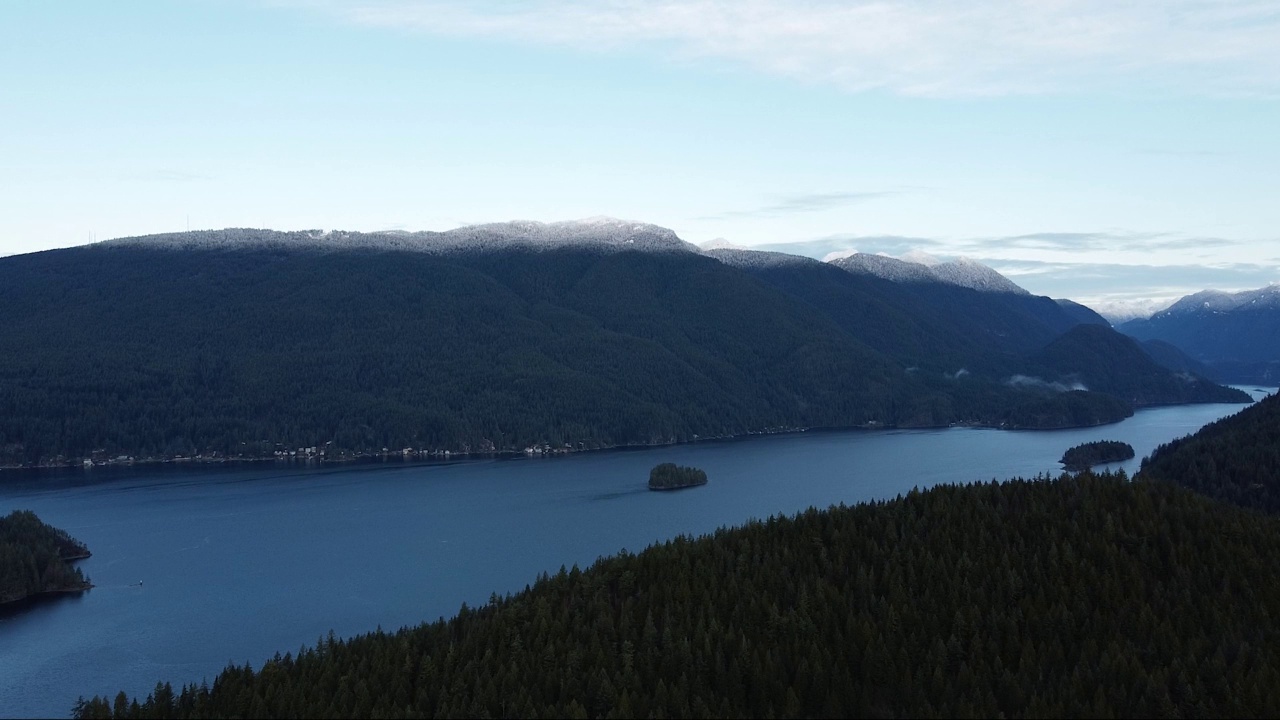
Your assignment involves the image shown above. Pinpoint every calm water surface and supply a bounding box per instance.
[0,390,1270,718]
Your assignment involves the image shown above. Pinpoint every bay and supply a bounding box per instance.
[0,390,1270,718]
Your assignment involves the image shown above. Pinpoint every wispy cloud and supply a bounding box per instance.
[700,191,897,220]
[749,230,1278,315]
[755,233,942,259]
[964,231,1240,253]
[283,0,1280,96]
[980,258,1280,315]
[1006,374,1088,392]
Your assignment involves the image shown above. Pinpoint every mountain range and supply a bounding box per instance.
[1119,284,1280,383]
[0,220,1248,466]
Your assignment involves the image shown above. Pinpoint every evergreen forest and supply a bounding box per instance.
[1060,441,1134,471]
[74,472,1280,719]
[0,510,92,604]
[0,236,1246,467]
[647,463,708,490]
[1140,391,1280,513]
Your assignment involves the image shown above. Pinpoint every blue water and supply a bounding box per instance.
[0,390,1269,718]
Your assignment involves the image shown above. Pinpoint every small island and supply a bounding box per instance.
[648,463,708,491]
[1060,441,1135,472]
[1,510,93,605]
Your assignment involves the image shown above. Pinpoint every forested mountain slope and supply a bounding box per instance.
[1141,391,1280,513]
[824,252,1097,356]
[1120,285,1280,383]
[0,239,901,463]
[705,250,990,370]
[1055,298,1110,327]
[712,249,1244,408]
[1027,324,1246,406]
[1138,339,1217,378]
[75,473,1280,719]
[0,226,1246,466]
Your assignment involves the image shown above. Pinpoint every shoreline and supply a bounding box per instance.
[0,582,94,608]
[2,392,1264,473]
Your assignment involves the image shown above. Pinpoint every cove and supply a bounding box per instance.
[0,391,1268,718]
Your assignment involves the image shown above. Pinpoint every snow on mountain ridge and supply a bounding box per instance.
[829,253,939,284]
[705,247,823,270]
[828,252,1028,294]
[1159,284,1280,317]
[101,218,699,256]
[930,257,1030,295]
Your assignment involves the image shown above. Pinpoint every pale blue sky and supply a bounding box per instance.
[3,0,1278,313]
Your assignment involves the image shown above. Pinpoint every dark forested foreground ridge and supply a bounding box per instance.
[647,463,708,491]
[1141,390,1280,514]
[76,474,1280,719]
[1060,440,1135,471]
[1,510,92,605]
[0,227,1247,468]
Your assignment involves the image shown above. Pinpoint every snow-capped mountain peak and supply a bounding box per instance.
[827,252,1028,294]
[930,257,1029,295]
[829,252,940,284]
[1160,285,1280,317]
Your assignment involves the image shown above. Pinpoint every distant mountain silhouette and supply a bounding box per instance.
[1120,284,1280,383]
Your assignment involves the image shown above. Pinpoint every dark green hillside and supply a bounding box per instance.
[899,282,1100,356]
[1001,390,1133,429]
[712,251,1239,428]
[723,251,1089,366]
[0,242,920,465]
[1141,391,1280,513]
[1054,298,1110,327]
[1029,324,1249,406]
[1139,338,1218,378]
[0,234,1248,466]
[76,474,1280,719]
[1,510,92,604]
[705,253,993,371]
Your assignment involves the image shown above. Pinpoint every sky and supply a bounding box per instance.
[2,0,1278,316]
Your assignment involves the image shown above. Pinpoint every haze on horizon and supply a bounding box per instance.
[3,0,1278,316]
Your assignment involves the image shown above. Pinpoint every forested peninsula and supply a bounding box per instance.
[1140,391,1280,513]
[1,510,92,605]
[0,228,1247,469]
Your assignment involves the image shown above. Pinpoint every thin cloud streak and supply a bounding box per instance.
[700,191,898,220]
[284,0,1280,96]
[981,258,1280,315]
[963,231,1241,253]
[754,234,942,258]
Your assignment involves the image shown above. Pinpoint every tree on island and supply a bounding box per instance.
[1061,440,1135,471]
[649,463,708,490]
[0,510,92,605]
